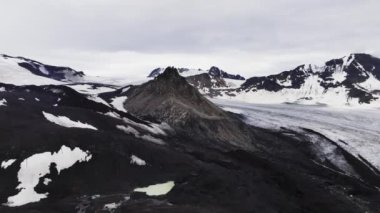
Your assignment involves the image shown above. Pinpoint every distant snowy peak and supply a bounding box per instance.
[214,53,380,107]
[148,67,204,78]
[0,54,85,83]
[148,66,245,80]
[0,54,130,88]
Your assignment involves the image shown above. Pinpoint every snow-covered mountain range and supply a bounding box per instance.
[150,53,380,107]
[227,53,380,107]
[3,52,380,107]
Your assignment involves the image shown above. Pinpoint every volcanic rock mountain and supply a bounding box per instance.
[1,55,380,212]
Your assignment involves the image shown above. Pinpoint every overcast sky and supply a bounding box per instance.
[1,0,379,80]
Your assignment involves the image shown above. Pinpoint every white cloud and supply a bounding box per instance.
[0,0,379,80]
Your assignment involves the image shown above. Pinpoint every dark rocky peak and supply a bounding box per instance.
[147,66,245,81]
[124,67,255,150]
[208,66,223,77]
[186,73,228,90]
[208,66,245,80]
[350,53,380,79]
[147,67,203,78]
[325,58,344,67]
[148,67,202,100]
[323,53,379,72]
[127,67,221,115]
[156,67,183,81]
[321,53,380,85]
[293,64,308,73]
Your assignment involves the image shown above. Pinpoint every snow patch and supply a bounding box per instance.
[117,125,139,136]
[4,145,92,207]
[223,79,245,88]
[130,155,146,166]
[91,194,101,199]
[102,196,129,212]
[67,84,116,95]
[116,125,165,145]
[42,111,98,130]
[103,202,122,212]
[87,95,111,107]
[43,178,52,185]
[358,73,380,91]
[103,111,121,119]
[39,66,49,75]
[1,159,16,169]
[122,118,170,136]
[121,86,130,93]
[140,135,165,145]
[331,69,346,84]
[111,96,128,112]
[133,181,175,196]
[0,98,7,106]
